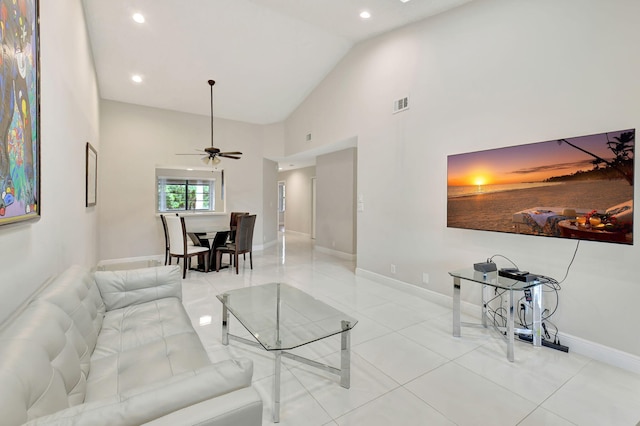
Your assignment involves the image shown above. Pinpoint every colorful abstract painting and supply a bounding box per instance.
[0,0,39,225]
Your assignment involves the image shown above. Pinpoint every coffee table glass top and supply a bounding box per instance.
[448,267,545,291]
[217,283,357,351]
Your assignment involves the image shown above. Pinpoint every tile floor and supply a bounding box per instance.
[181,232,640,425]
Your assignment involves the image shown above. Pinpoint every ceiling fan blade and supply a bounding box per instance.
[219,151,243,155]
[219,154,241,159]
[176,153,204,156]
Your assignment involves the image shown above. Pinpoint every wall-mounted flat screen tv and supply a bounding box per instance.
[447,129,634,245]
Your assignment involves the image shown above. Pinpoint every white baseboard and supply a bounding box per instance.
[315,245,357,261]
[556,332,640,375]
[283,229,311,237]
[254,239,277,251]
[355,268,640,375]
[100,239,276,267]
[281,230,355,261]
[97,254,164,267]
[356,267,454,307]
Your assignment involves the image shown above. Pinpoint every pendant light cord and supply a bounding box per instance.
[208,79,215,148]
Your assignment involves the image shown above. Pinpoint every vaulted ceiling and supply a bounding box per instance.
[82,0,473,125]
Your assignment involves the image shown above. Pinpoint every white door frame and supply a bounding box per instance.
[311,177,316,239]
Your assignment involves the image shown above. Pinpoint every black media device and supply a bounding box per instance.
[498,268,538,282]
[473,262,497,273]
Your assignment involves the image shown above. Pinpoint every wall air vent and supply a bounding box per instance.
[393,96,409,114]
[306,133,312,142]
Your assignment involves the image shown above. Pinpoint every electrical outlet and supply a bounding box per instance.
[422,273,429,284]
[390,264,396,274]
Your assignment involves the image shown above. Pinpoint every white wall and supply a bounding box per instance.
[315,148,357,254]
[277,166,316,235]
[262,122,285,159]
[98,100,274,261]
[262,158,279,245]
[284,0,640,357]
[0,0,100,323]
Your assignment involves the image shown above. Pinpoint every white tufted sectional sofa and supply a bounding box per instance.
[0,265,263,426]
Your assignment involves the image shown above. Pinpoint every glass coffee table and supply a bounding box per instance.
[217,283,357,423]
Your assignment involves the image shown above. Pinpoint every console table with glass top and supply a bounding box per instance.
[448,268,545,362]
[217,283,357,423]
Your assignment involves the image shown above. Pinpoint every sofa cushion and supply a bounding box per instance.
[85,297,211,400]
[91,297,196,358]
[94,266,182,311]
[36,265,106,354]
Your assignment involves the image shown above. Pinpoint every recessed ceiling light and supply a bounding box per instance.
[400,0,411,3]
[132,13,145,24]
[131,75,143,83]
[360,11,371,19]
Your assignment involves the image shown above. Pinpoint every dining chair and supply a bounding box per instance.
[162,214,198,265]
[160,214,170,265]
[216,214,256,274]
[229,212,249,243]
[165,215,210,278]
[187,232,211,271]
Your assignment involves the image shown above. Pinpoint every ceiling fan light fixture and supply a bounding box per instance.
[176,79,242,163]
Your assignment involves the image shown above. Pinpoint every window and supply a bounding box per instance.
[157,178,214,212]
[156,167,225,213]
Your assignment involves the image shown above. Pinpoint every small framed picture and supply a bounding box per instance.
[86,142,97,207]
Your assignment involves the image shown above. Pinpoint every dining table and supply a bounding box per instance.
[188,226,230,271]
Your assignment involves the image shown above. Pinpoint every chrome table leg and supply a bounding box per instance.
[221,294,229,345]
[507,289,515,362]
[340,320,351,388]
[453,277,461,337]
[532,285,542,347]
[273,350,282,423]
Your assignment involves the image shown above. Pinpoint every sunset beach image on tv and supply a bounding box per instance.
[447,129,634,245]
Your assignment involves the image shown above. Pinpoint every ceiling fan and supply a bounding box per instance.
[176,80,242,165]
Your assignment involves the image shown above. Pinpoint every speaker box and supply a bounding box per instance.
[473,262,497,273]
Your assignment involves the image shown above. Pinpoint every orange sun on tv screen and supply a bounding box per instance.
[473,176,488,186]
